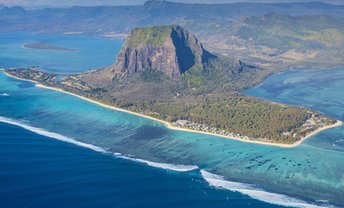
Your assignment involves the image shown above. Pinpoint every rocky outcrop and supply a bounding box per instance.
[76,25,255,94]
[111,25,216,78]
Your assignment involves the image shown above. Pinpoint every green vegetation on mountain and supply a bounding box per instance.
[77,25,269,96]
[127,26,173,47]
[231,14,344,50]
[193,13,344,70]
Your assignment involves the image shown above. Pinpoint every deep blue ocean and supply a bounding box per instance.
[0,32,343,208]
[1,122,277,208]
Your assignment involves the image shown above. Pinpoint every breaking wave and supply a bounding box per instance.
[0,93,10,96]
[200,170,334,208]
[0,116,107,153]
[0,116,198,172]
[117,154,199,172]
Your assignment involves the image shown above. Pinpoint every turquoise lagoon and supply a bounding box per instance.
[0,32,343,207]
[0,32,122,73]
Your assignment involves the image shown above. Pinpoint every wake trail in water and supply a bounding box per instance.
[200,170,336,208]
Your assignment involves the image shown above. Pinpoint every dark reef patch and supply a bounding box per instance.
[132,125,168,140]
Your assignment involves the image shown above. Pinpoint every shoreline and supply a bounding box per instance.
[2,70,342,148]
[291,120,342,147]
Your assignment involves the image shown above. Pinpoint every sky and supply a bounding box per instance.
[1,0,343,8]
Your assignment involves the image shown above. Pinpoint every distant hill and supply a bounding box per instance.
[1,1,344,34]
[1,1,344,70]
[205,13,344,69]
[0,5,25,15]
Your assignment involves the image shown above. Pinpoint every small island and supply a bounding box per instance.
[22,42,78,52]
[4,25,340,146]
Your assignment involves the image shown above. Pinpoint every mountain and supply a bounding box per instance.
[220,13,344,68]
[3,25,264,103]
[76,25,263,97]
[112,25,215,78]
[0,5,25,15]
[228,13,344,50]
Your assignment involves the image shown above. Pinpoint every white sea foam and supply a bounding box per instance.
[0,93,10,96]
[117,155,199,172]
[0,116,107,153]
[200,170,334,208]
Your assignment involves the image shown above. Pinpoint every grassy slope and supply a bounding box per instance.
[127,25,173,47]
[235,14,344,50]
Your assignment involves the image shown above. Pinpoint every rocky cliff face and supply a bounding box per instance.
[76,25,257,96]
[112,25,215,78]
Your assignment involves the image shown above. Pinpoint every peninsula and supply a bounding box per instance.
[4,25,340,146]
